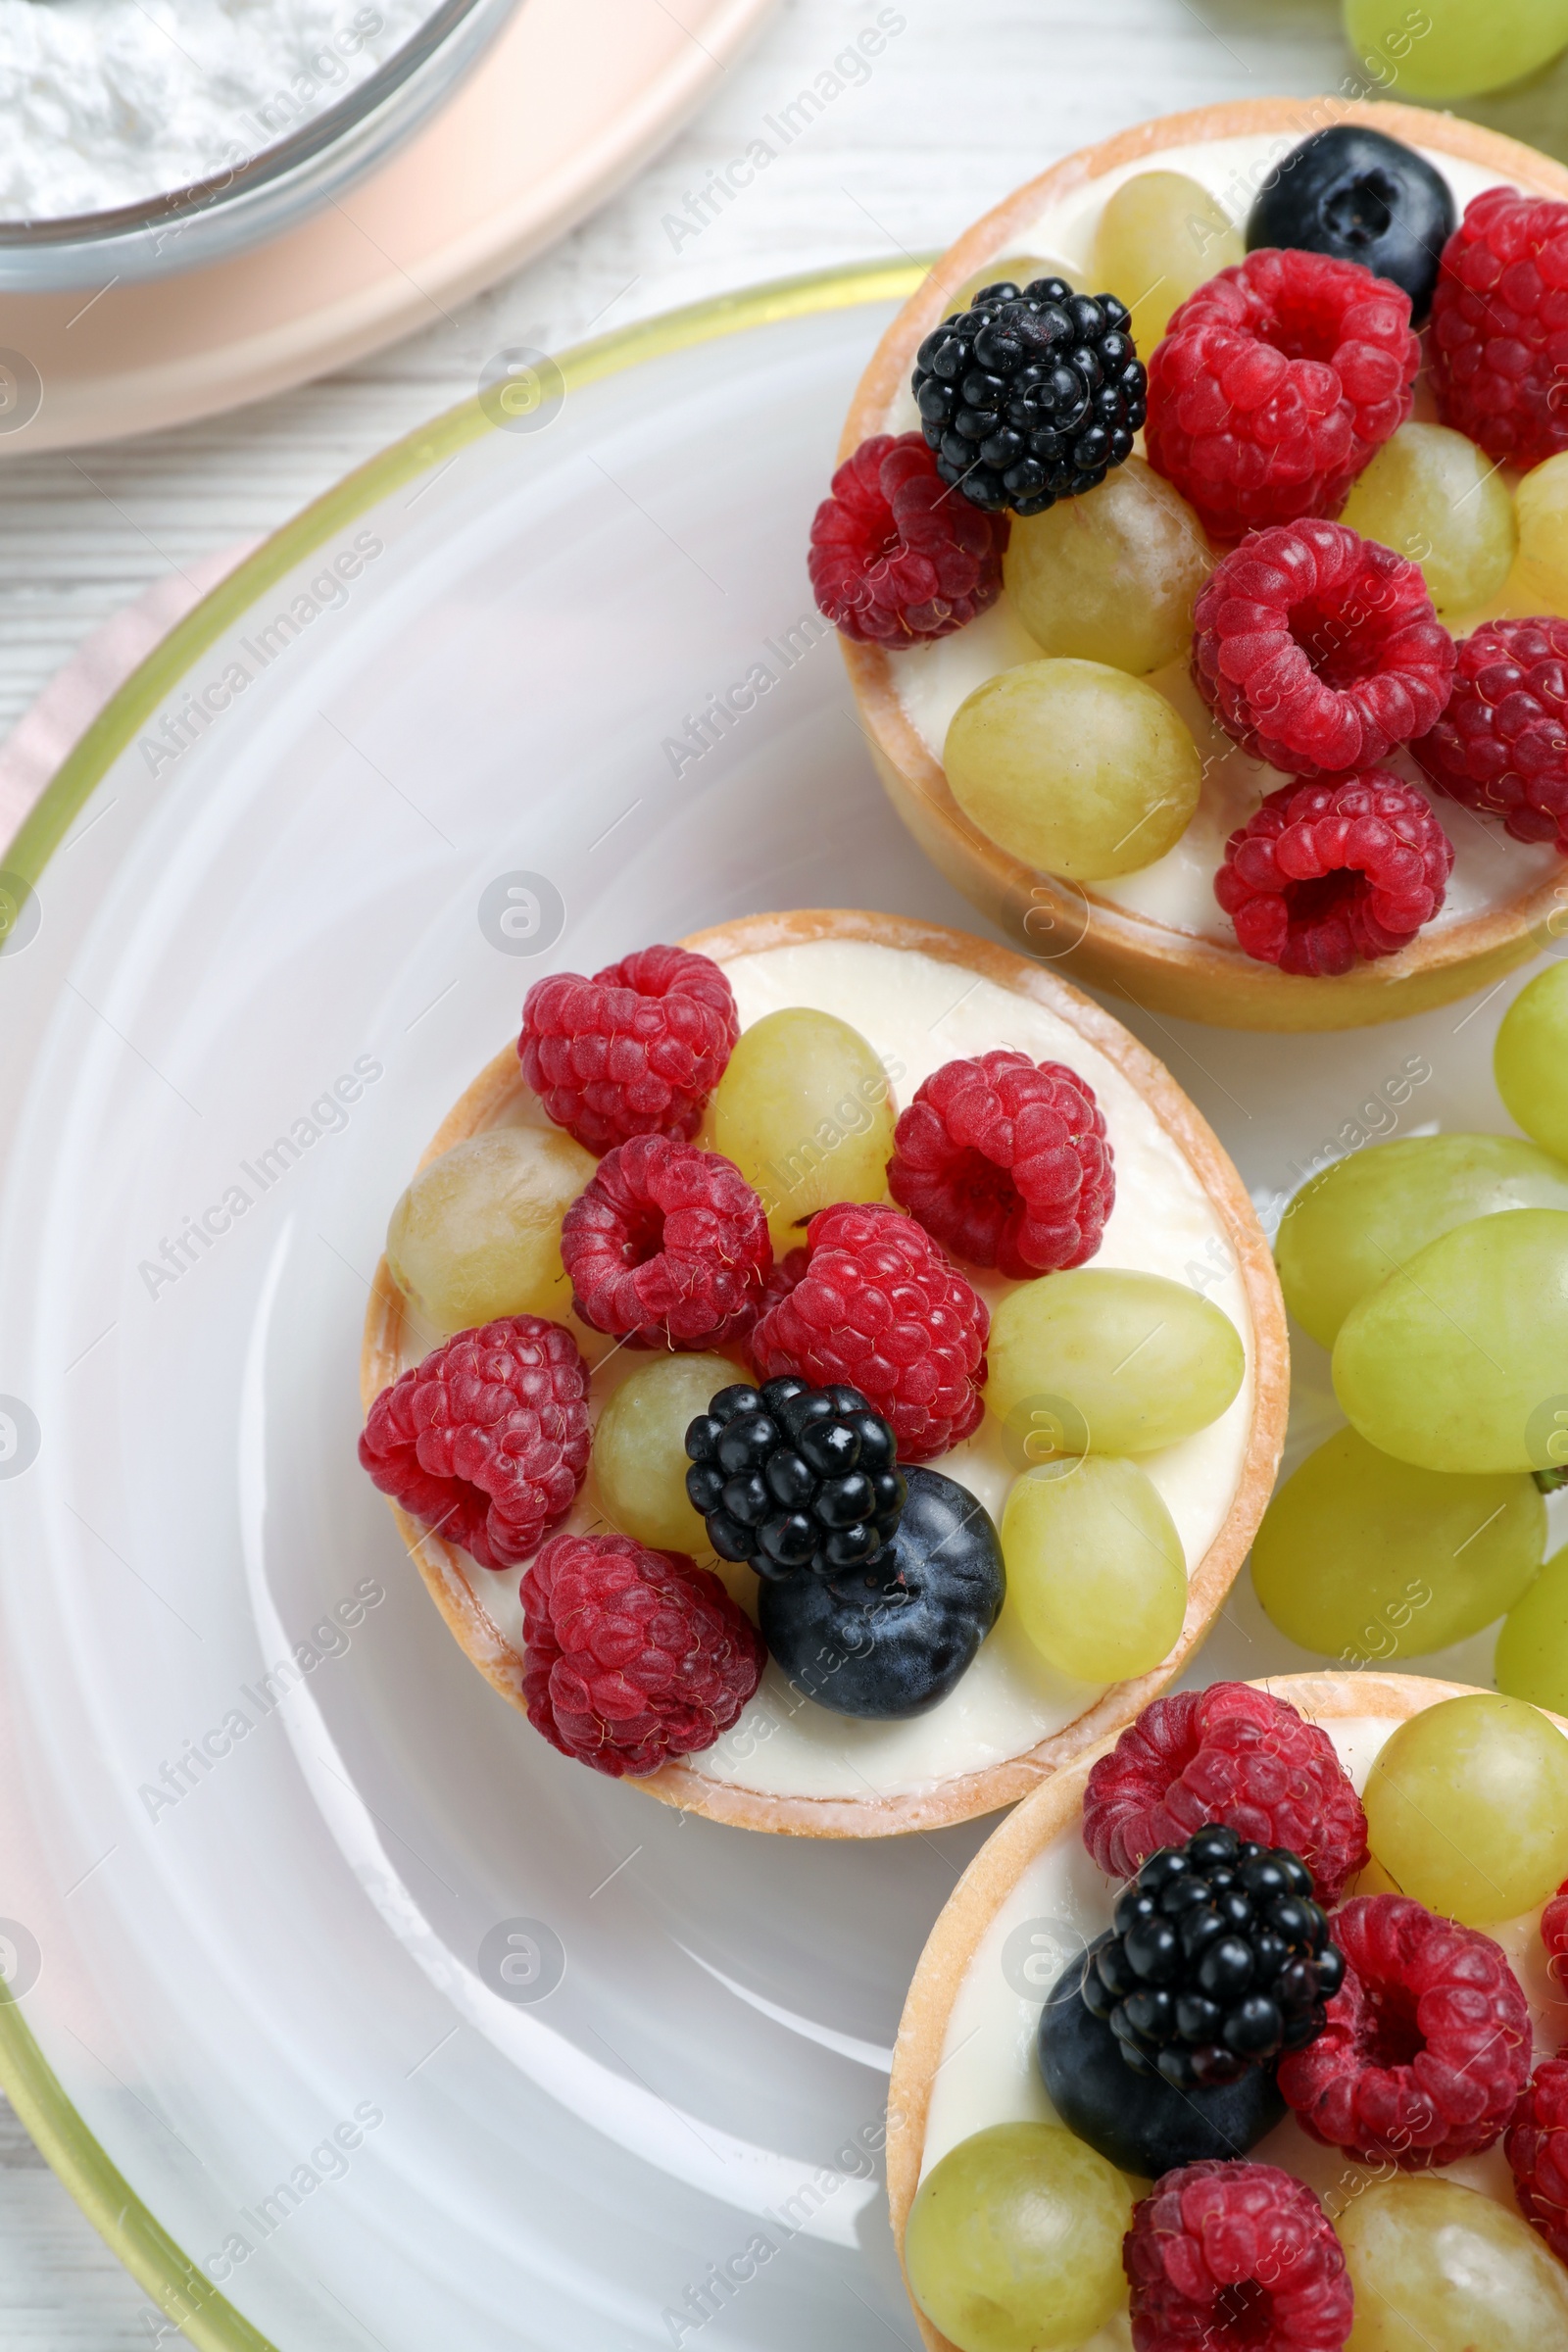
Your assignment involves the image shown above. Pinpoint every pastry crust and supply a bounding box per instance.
[360,907,1288,1836]
[839,98,1568,1031]
[885,1668,1568,2352]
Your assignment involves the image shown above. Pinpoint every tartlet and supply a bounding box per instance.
[360,908,1288,1837]
[887,1668,1568,2351]
[838,97,1568,1030]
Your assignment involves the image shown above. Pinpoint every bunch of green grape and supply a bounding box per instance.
[1256,964,1568,1704]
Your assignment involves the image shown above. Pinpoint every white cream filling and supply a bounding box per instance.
[918,1710,1568,2260]
[409,937,1255,1801]
[880,132,1568,945]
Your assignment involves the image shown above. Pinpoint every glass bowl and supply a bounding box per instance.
[0,0,522,293]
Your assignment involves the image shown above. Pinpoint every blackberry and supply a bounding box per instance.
[911,279,1147,517]
[1083,1824,1345,2090]
[684,1378,906,1582]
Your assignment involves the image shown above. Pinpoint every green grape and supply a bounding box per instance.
[710,1007,896,1255]
[904,2123,1132,2352]
[988,1269,1246,1455]
[1340,423,1517,617]
[1276,1134,1568,1349]
[386,1125,595,1338]
[1090,171,1245,353]
[944,660,1202,880]
[1495,1541,1568,1713]
[1496,965,1568,1162]
[592,1353,739,1552]
[1334,1208,1568,1474]
[1250,1426,1544,1662]
[1002,1456,1186,1681]
[1004,460,1213,677]
[1363,1691,1568,1924]
[1515,452,1568,616]
[1340,2178,1568,2350]
[1344,0,1568,100]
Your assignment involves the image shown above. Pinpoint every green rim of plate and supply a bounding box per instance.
[0,252,924,2350]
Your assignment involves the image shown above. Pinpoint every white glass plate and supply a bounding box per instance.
[0,263,1559,2351]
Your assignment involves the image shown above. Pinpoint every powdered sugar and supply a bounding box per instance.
[0,0,435,220]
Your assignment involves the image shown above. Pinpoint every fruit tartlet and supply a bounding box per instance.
[357,909,1287,1836]
[889,1671,1568,2352]
[814,98,1568,1029]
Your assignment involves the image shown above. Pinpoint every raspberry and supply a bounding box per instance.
[887,1051,1114,1280]
[520,1531,764,1777]
[358,1315,590,1571]
[1544,1877,1568,1984]
[1214,772,1453,979]
[1192,521,1455,775]
[1429,187,1568,471]
[519,944,738,1154]
[1123,2160,1353,2352]
[749,1201,988,1463]
[1411,617,1568,850]
[560,1135,771,1349]
[1146,246,1419,539]
[808,431,1007,645]
[758,1246,808,1323]
[1082,1682,1368,1906]
[1278,1894,1533,2167]
[1507,2054,1568,2263]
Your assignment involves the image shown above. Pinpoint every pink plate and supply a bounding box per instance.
[0,0,777,453]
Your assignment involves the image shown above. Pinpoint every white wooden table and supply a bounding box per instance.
[0,0,1545,2338]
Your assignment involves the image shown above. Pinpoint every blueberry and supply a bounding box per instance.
[757,1466,1003,1720]
[1247,125,1456,324]
[1038,1938,1285,2179]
